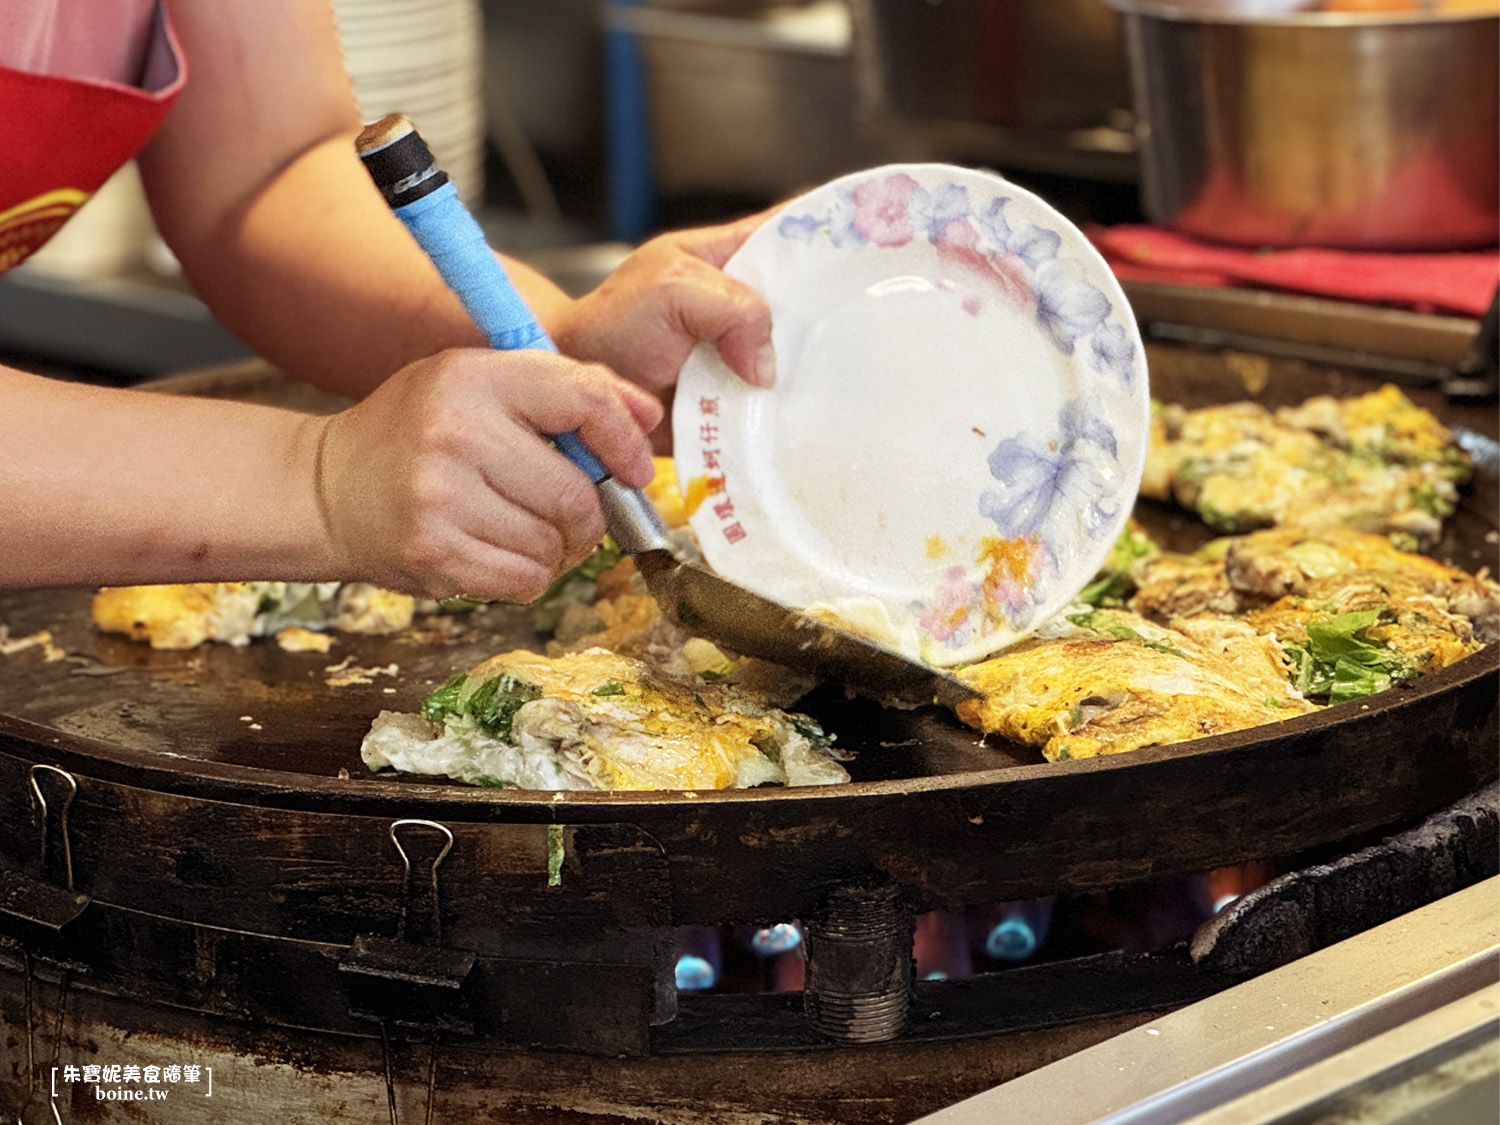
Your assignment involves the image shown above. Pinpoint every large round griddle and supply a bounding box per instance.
[0,351,1494,940]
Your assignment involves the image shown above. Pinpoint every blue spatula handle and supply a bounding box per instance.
[390,182,608,483]
[356,116,669,555]
[356,116,606,483]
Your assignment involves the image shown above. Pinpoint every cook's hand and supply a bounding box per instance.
[549,210,779,394]
[313,348,660,602]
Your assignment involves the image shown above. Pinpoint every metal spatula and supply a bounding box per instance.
[355,115,976,708]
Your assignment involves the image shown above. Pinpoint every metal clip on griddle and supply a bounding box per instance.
[354,114,976,708]
[338,819,476,1038]
[0,765,90,949]
[338,820,473,1125]
[2,765,89,1125]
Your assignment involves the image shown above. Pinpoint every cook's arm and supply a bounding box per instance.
[0,366,334,585]
[0,352,659,594]
[142,0,773,400]
[140,0,490,397]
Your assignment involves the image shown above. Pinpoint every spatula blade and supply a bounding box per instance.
[635,551,977,709]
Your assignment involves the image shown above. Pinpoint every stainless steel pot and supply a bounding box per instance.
[848,0,1139,180]
[853,0,1130,133]
[1111,3,1499,249]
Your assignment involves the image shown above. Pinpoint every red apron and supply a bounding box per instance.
[0,1,185,274]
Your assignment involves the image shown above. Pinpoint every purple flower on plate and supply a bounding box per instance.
[1009,224,1061,270]
[778,187,866,247]
[825,186,865,248]
[777,213,823,243]
[979,396,1122,572]
[1088,321,1137,388]
[852,172,920,247]
[973,196,1016,257]
[912,181,971,243]
[1033,258,1111,354]
[1058,395,1118,462]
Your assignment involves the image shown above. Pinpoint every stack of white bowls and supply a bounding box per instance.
[331,0,487,204]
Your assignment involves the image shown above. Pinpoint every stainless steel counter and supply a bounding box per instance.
[915,878,1500,1125]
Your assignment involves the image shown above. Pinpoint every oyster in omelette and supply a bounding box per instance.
[955,526,1497,762]
[360,647,849,791]
[1143,384,1472,549]
[954,604,1316,761]
[359,460,844,792]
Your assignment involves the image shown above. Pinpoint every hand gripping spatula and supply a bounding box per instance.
[355,116,976,708]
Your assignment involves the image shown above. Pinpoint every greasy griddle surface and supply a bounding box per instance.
[0,587,1007,783]
[0,350,1495,792]
[0,587,548,776]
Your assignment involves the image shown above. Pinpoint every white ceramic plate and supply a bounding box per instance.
[674,164,1150,667]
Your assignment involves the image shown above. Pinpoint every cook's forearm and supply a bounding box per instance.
[0,369,336,588]
[145,133,478,396]
[145,0,581,398]
[147,131,582,398]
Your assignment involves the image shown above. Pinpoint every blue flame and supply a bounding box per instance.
[749,923,803,956]
[675,955,717,991]
[986,917,1039,962]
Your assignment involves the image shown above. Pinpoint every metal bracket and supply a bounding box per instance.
[339,933,477,1038]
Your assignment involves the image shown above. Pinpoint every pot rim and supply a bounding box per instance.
[1105,1,1498,28]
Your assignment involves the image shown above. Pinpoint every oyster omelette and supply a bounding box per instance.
[87,383,1494,783]
[955,524,1497,762]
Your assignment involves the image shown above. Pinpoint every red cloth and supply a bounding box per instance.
[1088,224,1500,319]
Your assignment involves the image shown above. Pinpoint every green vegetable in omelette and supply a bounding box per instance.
[530,539,624,632]
[1066,609,1186,658]
[1076,523,1159,607]
[420,672,467,723]
[1283,609,1417,705]
[420,670,543,742]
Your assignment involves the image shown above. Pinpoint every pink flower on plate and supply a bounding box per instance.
[934,218,1033,317]
[978,534,1042,626]
[852,173,919,248]
[918,565,976,645]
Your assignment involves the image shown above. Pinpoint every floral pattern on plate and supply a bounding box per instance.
[676,164,1149,667]
[778,170,1139,386]
[911,396,1125,649]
